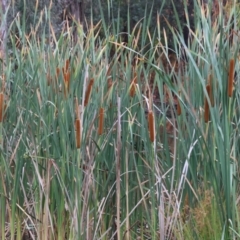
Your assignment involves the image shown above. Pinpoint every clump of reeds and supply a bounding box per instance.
[228,58,234,98]
[47,59,71,97]
[148,111,155,142]
[84,78,94,106]
[204,84,211,123]
[98,107,104,135]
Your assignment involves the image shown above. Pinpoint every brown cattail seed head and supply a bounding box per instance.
[75,119,81,148]
[129,72,137,97]
[98,108,104,135]
[84,78,94,106]
[64,71,71,97]
[148,111,155,142]
[228,59,234,98]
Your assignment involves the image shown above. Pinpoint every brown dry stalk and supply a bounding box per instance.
[204,84,210,123]
[129,72,137,97]
[98,107,104,135]
[75,119,81,148]
[228,58,234,97]
[84,78,94,106]
[0,92,4,122]
[148,111,155,142]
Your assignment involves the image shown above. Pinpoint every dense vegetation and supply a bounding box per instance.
[0,0,240,239]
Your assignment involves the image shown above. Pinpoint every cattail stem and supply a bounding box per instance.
[0,92,4,122]
[84,78,94,106]
[204,85,210,123]
[148,111,155,142]
[98,108,104,135]
[228,59,234,97]
[75,119,81,148]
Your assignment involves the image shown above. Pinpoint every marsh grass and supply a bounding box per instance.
[0,0,240,239]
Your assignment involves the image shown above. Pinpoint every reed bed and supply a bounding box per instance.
[0,0,239,239]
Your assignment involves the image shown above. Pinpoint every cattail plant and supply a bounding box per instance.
[84,78,94,106]
[129,72,137,97]
[75,118,81,148]
[228,59,234,98]
[98,107,104,135]
[148,111,155,142]
[204,84,211,123]
[0,92,4,122]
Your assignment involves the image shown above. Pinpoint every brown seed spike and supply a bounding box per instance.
[177,98,181,116]
[75,119,81,148]
[64,71,71,97]
[65,59,70,73]
[84,78,94,106]
[98,108,104,135]
[228,59,234,98]
[204,85,210,123]
[129,73,137,97]
[148,111,155,142]
[0,92,4,122]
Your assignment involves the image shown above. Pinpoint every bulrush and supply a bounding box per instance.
[98,107,104,135]
[204,84,210,123]
[84,78,94,106]
[0,92,4,122]
[129,72,137,97]
[208,74,214,107]
[63,71,71,97]
[148,111,155,142]
[56,67,61,79]
[228,59,234,97]
[75,119,81,148]
[64,59,70,73]
[177,92,181,116]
